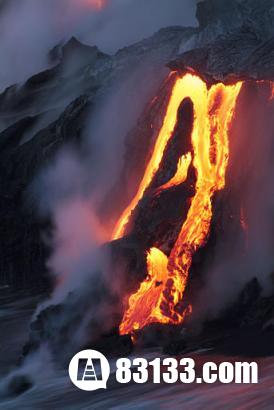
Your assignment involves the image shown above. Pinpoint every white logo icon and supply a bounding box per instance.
[69,349,110,391]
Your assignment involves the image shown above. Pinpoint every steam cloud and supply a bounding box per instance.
[0,0,197,91]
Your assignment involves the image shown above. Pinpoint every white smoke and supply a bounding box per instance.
[33,61,167,302]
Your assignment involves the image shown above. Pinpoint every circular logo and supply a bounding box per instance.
[69,349,110,391]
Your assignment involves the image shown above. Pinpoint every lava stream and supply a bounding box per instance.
[115,73,242,335]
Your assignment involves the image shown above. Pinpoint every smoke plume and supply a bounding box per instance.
[0,0,197,91]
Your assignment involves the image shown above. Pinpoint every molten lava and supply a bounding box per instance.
[156,152,192,195]
[271,83,274,100]
[114,73,242,335]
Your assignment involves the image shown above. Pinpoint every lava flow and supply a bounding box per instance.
[114,73,242,335]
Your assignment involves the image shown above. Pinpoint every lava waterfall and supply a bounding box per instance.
[111,73,242,335]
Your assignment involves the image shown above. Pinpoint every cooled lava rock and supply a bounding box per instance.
[5,375,33,397]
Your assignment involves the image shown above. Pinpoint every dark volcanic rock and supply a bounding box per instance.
[194,0,274,51]
[229,278,274,329]
[169,30,261,83]
[169,31,274,83]
[0,116,38,152]
[25,238,146,362]
[196,0,274,40]
[159,278,274,357]
[128,98,196,253]
[5,374,33,397]
[163,339,188,355]
[169,0,274,83]
[0,95,90,289]
[91,333,133,358]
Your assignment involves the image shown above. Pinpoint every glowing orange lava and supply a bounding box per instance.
[115,73,242,335]
[80,0,107,10]
[271,83,274,100]
[155,152,192,195]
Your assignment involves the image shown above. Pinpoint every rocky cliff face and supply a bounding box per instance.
[172,0,274,83]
